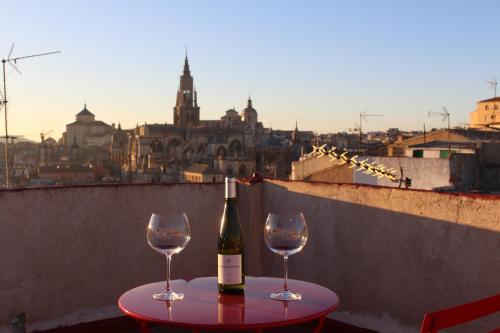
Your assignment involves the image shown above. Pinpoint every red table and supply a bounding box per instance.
[118,276,339,332]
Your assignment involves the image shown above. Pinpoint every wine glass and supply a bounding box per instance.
[264,213,308,301]
[147,213,191,301]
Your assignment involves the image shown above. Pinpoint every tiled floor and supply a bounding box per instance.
[35,316,379,333]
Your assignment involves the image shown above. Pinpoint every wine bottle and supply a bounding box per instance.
[218,177,245,293]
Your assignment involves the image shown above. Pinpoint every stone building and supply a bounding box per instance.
[110,124,131,176]
[65,105,114,148]
[38,105,115,176]
[183,164,224,183]
[38,165,96,185]
[123,56,264,182]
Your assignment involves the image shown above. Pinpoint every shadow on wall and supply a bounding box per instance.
[254,180,500,333]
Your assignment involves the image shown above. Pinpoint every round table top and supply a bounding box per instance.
[118,276,339,330]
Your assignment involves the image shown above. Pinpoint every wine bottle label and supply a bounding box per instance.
[218,254,242,284]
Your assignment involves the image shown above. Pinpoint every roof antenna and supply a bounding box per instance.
[358,108,383,154]
[1,43,61,188]
[428,107,451,154]
[486,76,498,119]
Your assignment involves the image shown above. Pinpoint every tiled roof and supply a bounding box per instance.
[478,97,500,103]
[67,120,111,127]
[184,164,223,175]
[39,165,94,173]
[409,141,479,149]
[76,106,94,116]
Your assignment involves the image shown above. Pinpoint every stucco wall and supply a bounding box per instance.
[293,154,478,191]
[0,184,229,331]
[354,156,452,190]
[260,179,500,332]
[0,181,499,332]
[305,164,353,183]
[291,155,335,181]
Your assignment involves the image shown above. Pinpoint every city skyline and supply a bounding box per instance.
[1,1,499,141]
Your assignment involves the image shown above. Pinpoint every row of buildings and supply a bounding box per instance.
[4,57,499,191]
[30,56,313,186]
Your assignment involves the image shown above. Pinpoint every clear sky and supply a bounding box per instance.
[1,0,499,141]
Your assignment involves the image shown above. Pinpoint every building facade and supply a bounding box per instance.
[65,105,114,148]
[123,56,264,182]
[183,164,224,183]
[469,97,500,128]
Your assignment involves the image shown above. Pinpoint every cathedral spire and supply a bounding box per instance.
[292,119,300,143]
[183,54,190,74]
[174,54,199,128]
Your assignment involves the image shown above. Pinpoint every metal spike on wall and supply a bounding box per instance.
[305,145,412,187]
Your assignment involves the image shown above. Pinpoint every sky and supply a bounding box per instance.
[1,0,499,141]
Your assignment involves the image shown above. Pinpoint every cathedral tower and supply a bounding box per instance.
[173,56,200,128]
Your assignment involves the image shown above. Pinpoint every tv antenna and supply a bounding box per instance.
[486,77,498,120]
[428,106,451,154]
[359,109,383,154]
[1,44,60,188]
[0,134,24,144]
[40,129,53,143]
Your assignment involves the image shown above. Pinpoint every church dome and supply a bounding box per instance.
[77,104,94,117]
[75,104,96,123]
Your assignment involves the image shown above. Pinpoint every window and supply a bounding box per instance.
[412,150,423,158]
[485,105,489,110]
[440,150,456,159]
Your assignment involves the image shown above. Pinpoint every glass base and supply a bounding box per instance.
[270,291,302,301]
[153,291,184,301]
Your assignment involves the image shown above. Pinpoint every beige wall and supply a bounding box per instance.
[0,181,499,332]
[306,164,353,183]
[292,154,479,191]
[183,172,223,183]
[66,124,111,148]
[470,100,500,128]
[260,180,500,331]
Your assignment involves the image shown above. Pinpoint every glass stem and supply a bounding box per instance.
[283,256,289,292]
[165,254,172,293]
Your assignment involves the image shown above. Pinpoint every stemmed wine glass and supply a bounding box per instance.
[264,213,308,301]
[147,213,191,301]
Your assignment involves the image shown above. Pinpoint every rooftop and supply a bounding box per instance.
[1,179,499,333]
[67,120,110,127]
[408,141,479,149]
[184,163,224,175]
[76,105,94,116]
[478,96,500,103]
[38,165,94,173]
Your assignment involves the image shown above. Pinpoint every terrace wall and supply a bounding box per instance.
[0,181,499,332]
